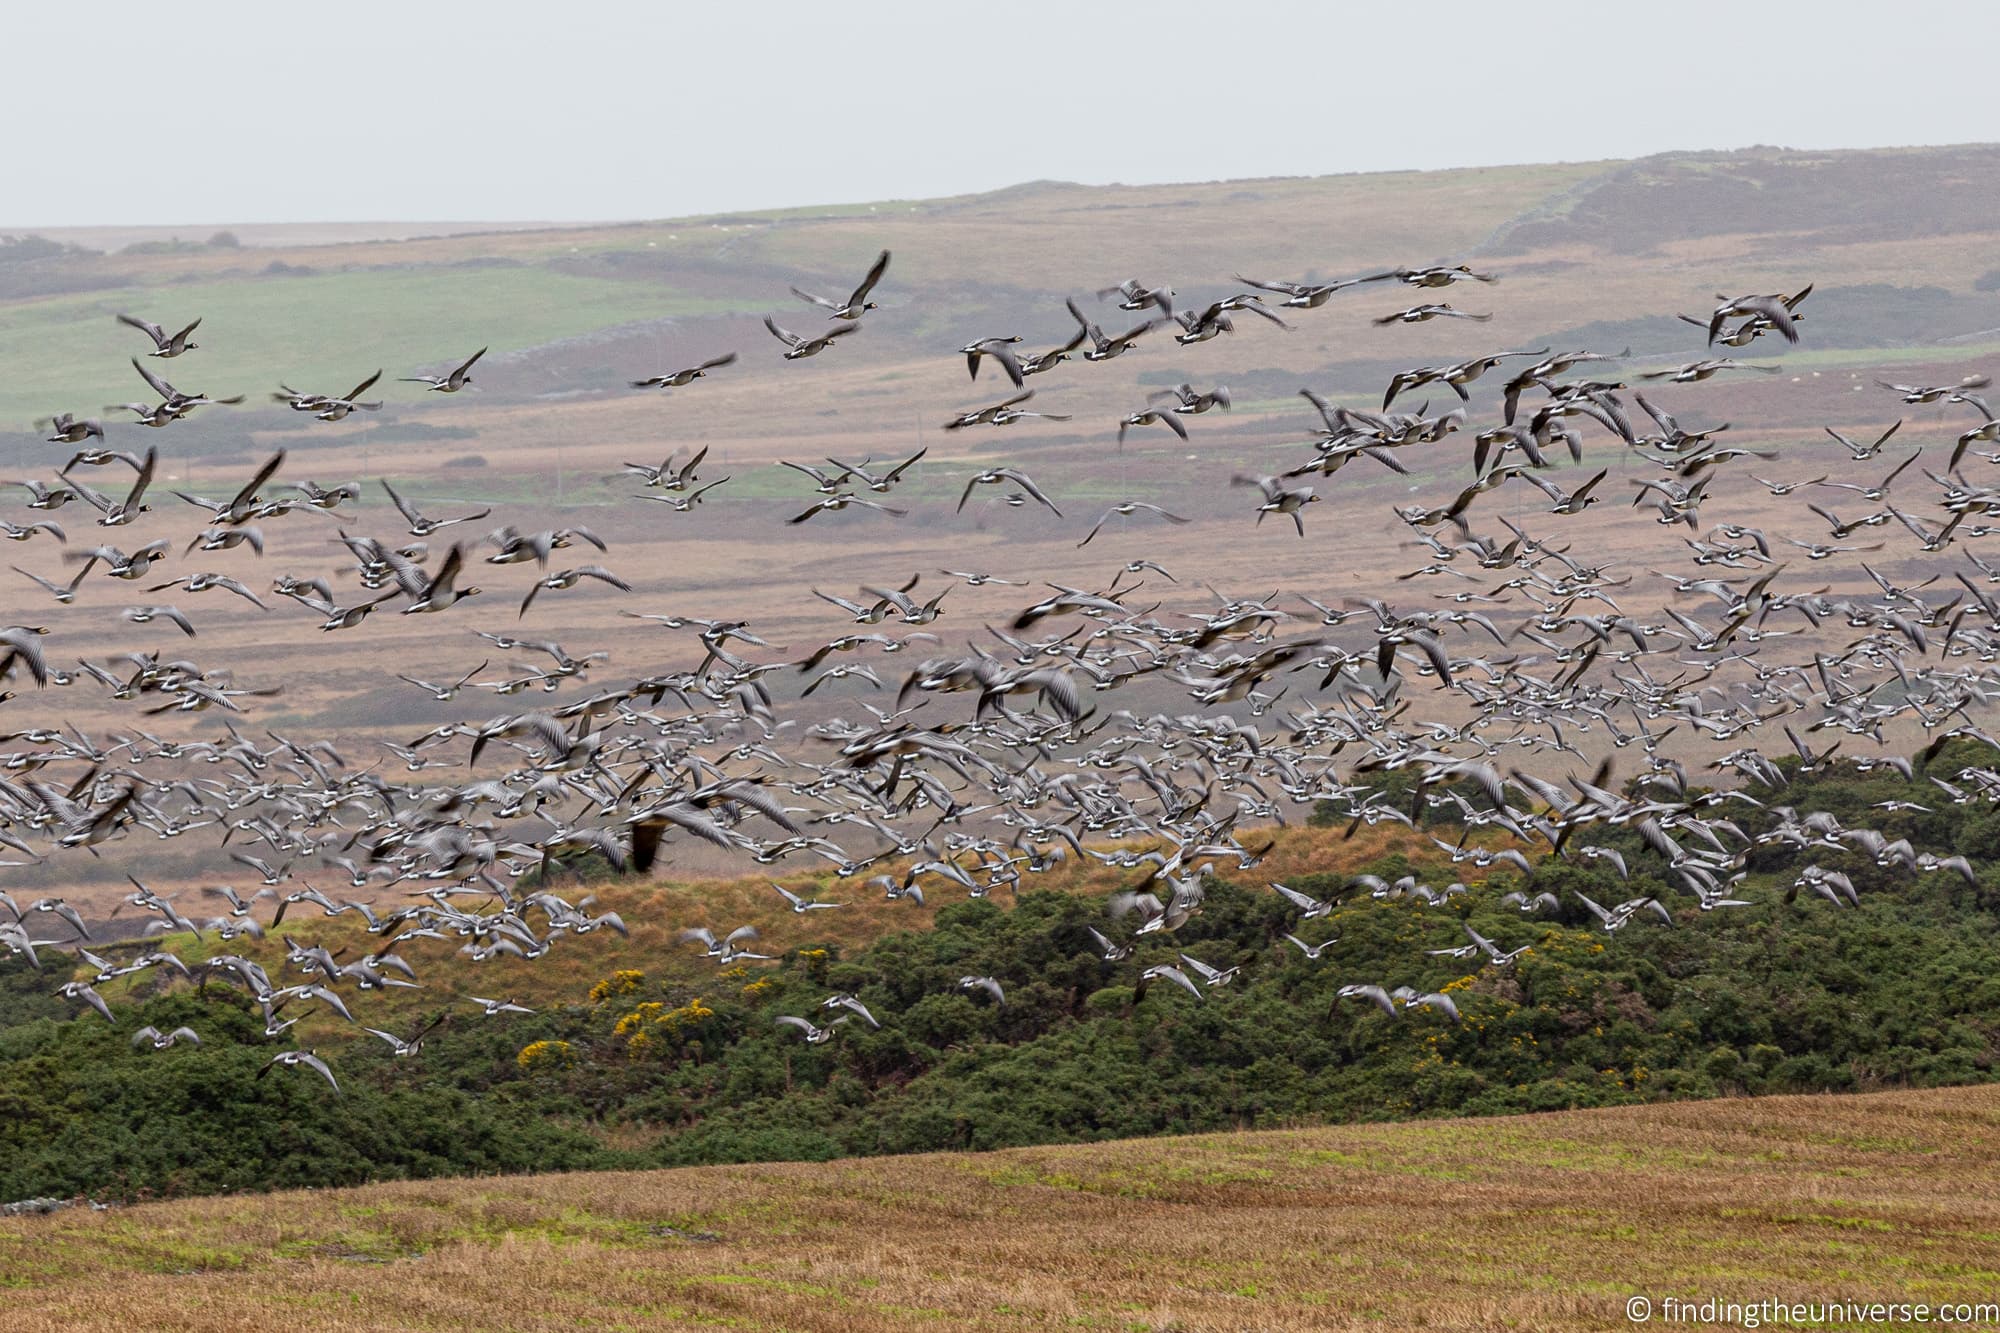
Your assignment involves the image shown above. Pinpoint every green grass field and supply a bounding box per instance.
[0,266,759,427]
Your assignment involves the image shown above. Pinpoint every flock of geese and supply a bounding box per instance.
[3,238,1998,1102]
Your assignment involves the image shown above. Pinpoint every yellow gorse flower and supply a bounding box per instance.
[516,1039,574,1071]
[588,969,647,1003]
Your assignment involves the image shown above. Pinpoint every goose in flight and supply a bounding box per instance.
[64,447,150,478]
[1148,383,1231,414]
[68,447,157,527]
[361,1015,448,1057]
[961,335,1026,387]
[1177,953,1240,988]
[1066,297,1159,362]
[958,467,1060,517]
[1631,392,1728,453]
[1950,417,2000,468]
[788,492,905,524]
[1086,926,1132,962]
[1520,467,1608,515]
[1463,924,1530,968]
[803,663,883,696]
[118,312,201,357]
[1706,290,1805,345]
[1174,296,1288,344]
[624,446,709,489]
[820,993,881,1028]
[1876,372,1989,404]
[482,525,607,565]
[765,316,858,360]
[1497,345,1628,415]
[519,565,632,617]
[58,981,115,1022]
[634,477,731,512]
[13,480,79,511]
[1813,450,1921,503]
[20,896,88,939]
[1782,535,1879,561]
[1270,880,1336,918]
[1367,264,1498,288]
[107,400,178,429]
[1134,963,1203,1002]
[172,449,285,526]
[1231,272,1368,308]
[1331,982,1398,1018]
[401,347,487,393]
[1373,303,1490,325]
[1076,501,1190,548]
[302,588,396,628]
[67,539,170,582]
[957,975,1005,1006]
[944,391,1051,431]
[1096,278,1175,320]
[382,480,491,536]
[1116,406,1188,448]
[1283,933,1337,962]
[1577,891,1673,931]
[388,543,481,614]
[0,518,64,545]
[467,997,536,1016]
[775,1014,847,1044]
[41,413,104,444]
[780,459,858,494]
[259,1049,341,1093]
[939,568,1024,586]
[286,479,360,511]
[680,924,764,959]
[1231,474,1318,536]
[1878,374,1991,420]
[113,357,245,421]
[631,353,736,390]
[824,449,925,492]
[15,563,91,605]
[1820,422,1901,465]
[394,660,488,701]
[121,605,198,637]
[131,1025,201,1050]
[1018,327,1087,377]
[772,882,843,912]
[272,371,383,420]
[791,249,890,320]
[1394,988,1464,1021]
[1639,358,1780,383]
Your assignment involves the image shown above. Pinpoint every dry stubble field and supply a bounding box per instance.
[2,1083,1997,1332]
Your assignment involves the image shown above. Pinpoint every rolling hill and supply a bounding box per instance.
[2,1082,1996,1332]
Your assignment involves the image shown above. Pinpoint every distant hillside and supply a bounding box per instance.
[1485,144,2000,254]
[5,143,1998,432]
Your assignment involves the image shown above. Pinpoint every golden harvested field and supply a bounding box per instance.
[4,1083,1998,1332]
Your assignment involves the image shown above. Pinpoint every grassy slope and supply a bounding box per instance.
[2,1082,1996,1332]
[0,267,755,426]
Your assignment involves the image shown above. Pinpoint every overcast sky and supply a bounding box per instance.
[9,0,1996,228]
